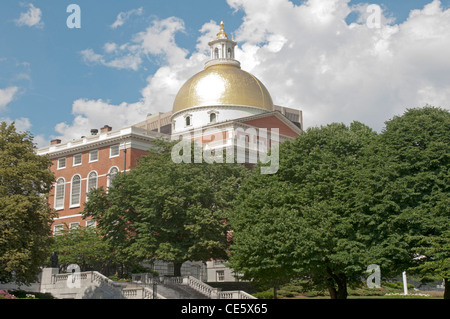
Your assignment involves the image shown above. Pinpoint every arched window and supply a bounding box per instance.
[107,167,119,188]
[210,113,216,123]
[87,171,97,192]
[185,116,191,126]
[214,48,219,59]
[70,175,81,207]
[227,48,232,58]
[55,178,65,210]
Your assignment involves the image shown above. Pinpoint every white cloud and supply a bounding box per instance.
[59,0,450,142]
[80,47,142,71]
[110,7,143,29]
[226,0,450,131]
[15,3,44,28]
[0,116,31,132]
[0,116,47,147]
[56,18,211,142]
[0,86,19,111]
[81,17,187,71]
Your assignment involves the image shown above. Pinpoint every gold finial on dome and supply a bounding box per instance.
[216,21,228,39]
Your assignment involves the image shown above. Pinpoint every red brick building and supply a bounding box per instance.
[37,124,165,233]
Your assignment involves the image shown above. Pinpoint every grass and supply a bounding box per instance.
[252,280,444,299]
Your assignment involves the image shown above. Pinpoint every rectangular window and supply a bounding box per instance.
[110,145,120,158]
[69,222,80,230]
[216,270,225,282]
[73,154,82,166]
[89,150,98,162]
[54,224,64,235]
[57,158,66,169]
[86,219,96,228]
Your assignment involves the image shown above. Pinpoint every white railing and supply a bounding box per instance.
[185,276,220,298]
[51,271,255,299]
[218,290,256,299]
[51,271,166,299]
[131,274,256,299]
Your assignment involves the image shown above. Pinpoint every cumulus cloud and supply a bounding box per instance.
[0,116,47,147]
[55,17,213,142]
[15,3,44,28]
[0,116,31,132]
[0,86,19,111]
[58,0,450,143]
[81,17,187,71]
[227,0,450,131]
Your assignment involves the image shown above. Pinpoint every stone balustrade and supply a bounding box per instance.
[131,273,256,299]
[4,268,254,299]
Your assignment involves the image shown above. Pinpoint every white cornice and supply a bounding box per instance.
[233,111,303,135]
[171,118,297,142]
[37,127,168,158]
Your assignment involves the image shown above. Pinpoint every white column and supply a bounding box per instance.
[402,271,408,295]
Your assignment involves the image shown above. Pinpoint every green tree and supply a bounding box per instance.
[84,140,248,276]
[0,122,55,284]
[229,122,379,299]
[50,225,125,276]
[227,175,303,298]
[377,106,449,298]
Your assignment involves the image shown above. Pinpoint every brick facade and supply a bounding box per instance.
[37,126,163,233]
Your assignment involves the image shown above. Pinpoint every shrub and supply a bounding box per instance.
[10,290,55,299]
[0,290,17,299]
[252,290,274,299]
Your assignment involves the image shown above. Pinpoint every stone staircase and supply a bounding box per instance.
[36,268,256,299]
[131,273,255,299]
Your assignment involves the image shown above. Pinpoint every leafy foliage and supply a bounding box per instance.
[229,106,450,299]
[378,106,449,298]
[84,139,248,275]
[229,122,379,298]
[0,122,55,284]
[50,225,126,275]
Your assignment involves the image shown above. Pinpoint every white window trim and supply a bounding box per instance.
[69,222,80,230]
[216,270,225,282]
[53,224,64,235]
[86,171,98,200]
[184,113,193,127]
[207,110,219,124]
[57,157,66,170]
[73,153,82,166]
[107,166,119,189]
[70,174,82,208]
[54,178,65,210]
[89,150,98,163]
[86,219,96,228]
[110,145,120,158]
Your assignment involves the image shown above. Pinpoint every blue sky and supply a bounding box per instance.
[1,0,449,147]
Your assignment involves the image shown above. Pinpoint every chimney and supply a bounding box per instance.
[51,139,61,145]
[91,129,99,135]
[101,125,112,133]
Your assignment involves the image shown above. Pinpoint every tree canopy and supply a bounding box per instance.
[84,140,249,276]
[0,122,55,284]
[229,122,379,298]
[377,107,449,298]
[228,107,450,299]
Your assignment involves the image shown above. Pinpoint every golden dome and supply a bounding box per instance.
[172,64,274,114]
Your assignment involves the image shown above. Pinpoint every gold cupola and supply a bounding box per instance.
[172,21,274,114]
